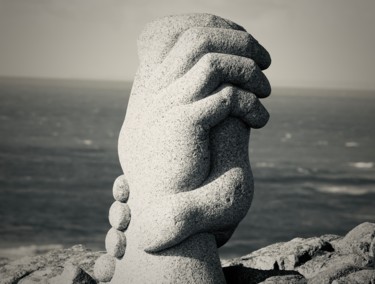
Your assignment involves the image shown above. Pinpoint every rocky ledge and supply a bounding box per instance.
[1,222,374,284]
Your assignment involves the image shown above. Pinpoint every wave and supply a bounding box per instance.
[255,162,275,168]
[345,142,359,147]
[281,132,292,142]
[349,162,374,169]
[315,185,375,196]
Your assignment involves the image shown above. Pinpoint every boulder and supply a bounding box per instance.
[49,262,96,284]
[224,237,333,271]
[334,222,375,267]
[0,245,102,284]
[332,269,375,284]
[222,222,375,283]
[307,264,363,284]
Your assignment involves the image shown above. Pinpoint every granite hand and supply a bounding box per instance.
[117,17,270,251]
[110,14,271,284]
[118,18,270,197]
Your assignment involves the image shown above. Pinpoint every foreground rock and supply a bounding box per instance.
[0,245,102,284]
[0,223,374,283]
[223,222,375,284]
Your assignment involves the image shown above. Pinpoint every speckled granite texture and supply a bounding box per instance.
[97,13,271,283]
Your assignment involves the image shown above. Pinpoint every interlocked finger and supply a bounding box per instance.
[186,84,269,130]
[150,27,271,90]
[162,53,271,105]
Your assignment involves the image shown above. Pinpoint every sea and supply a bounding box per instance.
[0,77,374,261]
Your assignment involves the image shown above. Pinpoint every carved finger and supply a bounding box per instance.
[163,53,271,105]
[203,118,252,247]
[150,27,271,90]
[192,118,253,229]
[109,201,131,231]
[137,13,245,66]
[186,84,269,129]
[105,228,127,258]
[139,118,253,252]
[94,253,116,282]
[180,118,253,248]
[113,175,130,202]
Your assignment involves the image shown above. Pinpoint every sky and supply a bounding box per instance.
[0,0,374,90]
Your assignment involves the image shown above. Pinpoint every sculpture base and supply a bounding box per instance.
[111,232,225,284]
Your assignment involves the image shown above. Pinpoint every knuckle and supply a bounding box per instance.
[247,57,256,69]
[181,27,199,42]
[234,90,254,115]
[239,90,256,102]
[222,85,235,98]
[220,85,236,106]
[199,53,217,71]
[230,167,246,180]
[181,27,207,50]
[247,92,258,105]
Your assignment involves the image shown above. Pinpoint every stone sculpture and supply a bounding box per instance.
[94,13,271,283]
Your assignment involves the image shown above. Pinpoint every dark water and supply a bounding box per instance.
[0,78,374,260]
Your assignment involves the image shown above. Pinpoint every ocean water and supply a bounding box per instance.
[0,78,374,260]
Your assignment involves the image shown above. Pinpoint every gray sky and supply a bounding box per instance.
[0,0,374,89]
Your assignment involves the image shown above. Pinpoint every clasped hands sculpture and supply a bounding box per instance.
[95,13,271,284]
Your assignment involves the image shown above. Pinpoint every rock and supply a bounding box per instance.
[49,262,96,284]
[296,251,363,278]
[370,237,375,260]
[93,254,115,283]
[332,269,375,284]
[112,175,129,202]
[334,222,375,267]
[307,264,363,284]
[0,258,9,268]
[223,223,375,283]
[295,224,375,279]
[225,237,333,271]
[342,222,375,245]
[319,234,342,245]
[113,13,272,284]
[0,245,101,284]
[108,201,131,231]
[105,228,126,259]
[18,268,52,284]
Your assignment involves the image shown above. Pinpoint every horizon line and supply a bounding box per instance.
[1,75,374,93]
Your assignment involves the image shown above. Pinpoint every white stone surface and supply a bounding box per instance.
[93,254,116,283]
[112,175,129,203]
[108,201,130,231]
[105,228,126,259]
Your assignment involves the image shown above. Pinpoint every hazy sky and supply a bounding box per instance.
[0,0,374,89]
